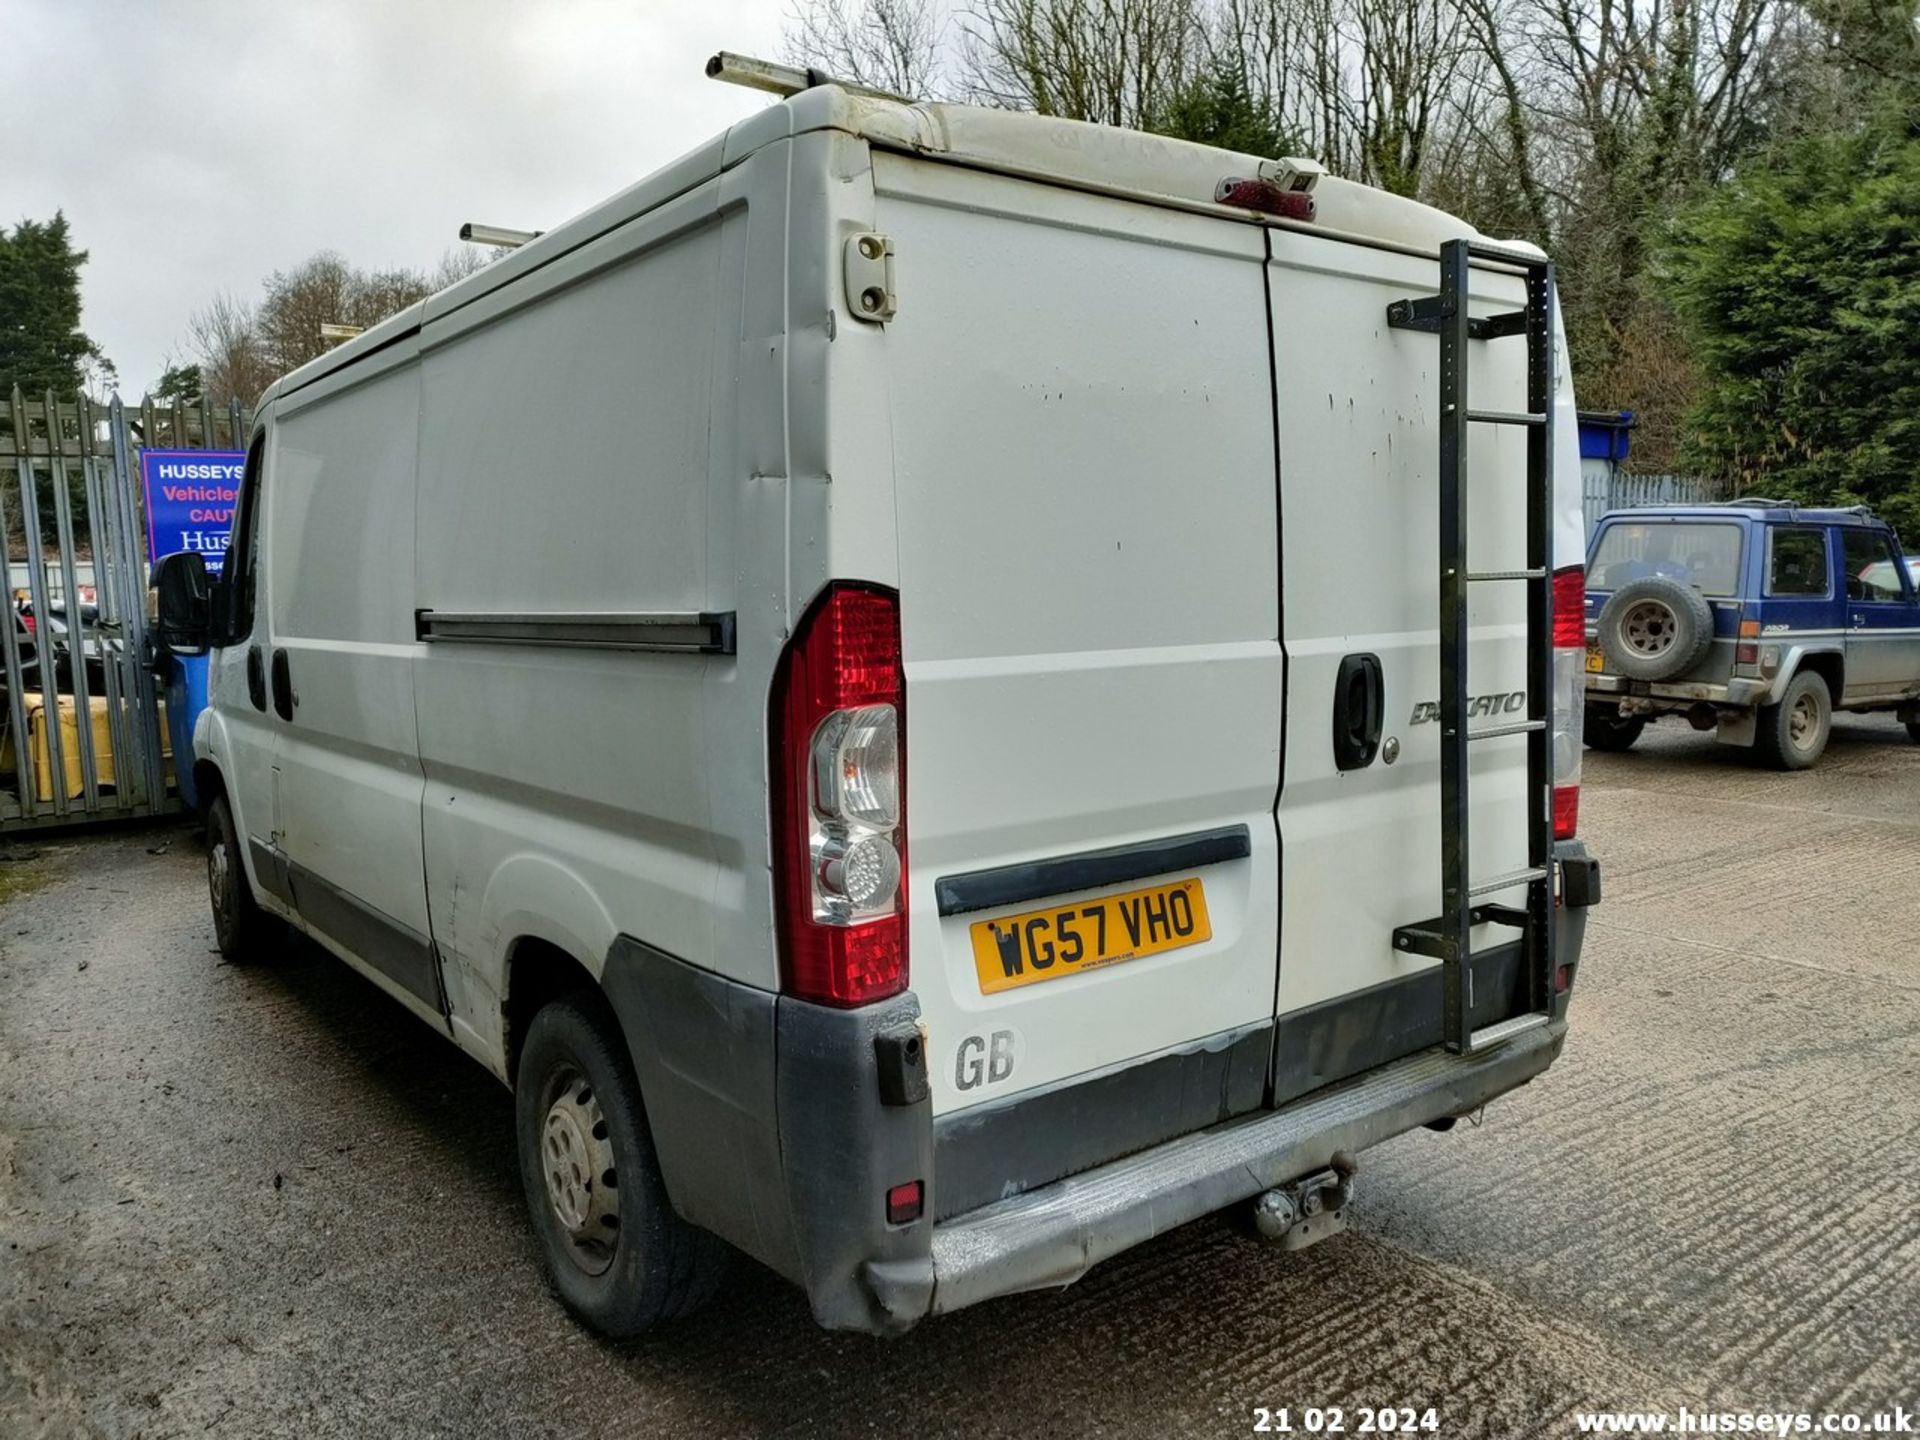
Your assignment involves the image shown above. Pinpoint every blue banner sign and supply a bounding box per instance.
[141,449,245,572]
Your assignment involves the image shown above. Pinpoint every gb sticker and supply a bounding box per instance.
[954,1027,1023,1092]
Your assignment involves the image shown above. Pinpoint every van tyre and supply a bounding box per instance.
[1755,670,1831,770]
[206,794,273,961]
[1584,705,1646,752]
[1594,576,1714,682]
[515,993,728,1336]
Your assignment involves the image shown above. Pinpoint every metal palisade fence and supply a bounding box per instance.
[1582,471,1726,537]
[0,389,247,830]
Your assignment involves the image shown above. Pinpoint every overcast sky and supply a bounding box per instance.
[1,0,789,394]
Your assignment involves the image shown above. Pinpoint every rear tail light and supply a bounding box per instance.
[771,584,907,1006]
[1551,565,1584,839]
[1735,616,1761,668]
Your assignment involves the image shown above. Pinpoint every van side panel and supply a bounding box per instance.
[412,183,752,1067]
[870,154,1285,1118]
[268,351,437,1012]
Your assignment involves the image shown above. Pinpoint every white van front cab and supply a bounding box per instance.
[181,71,1599,1336]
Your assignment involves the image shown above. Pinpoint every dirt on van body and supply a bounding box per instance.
[3,717,1917,1439]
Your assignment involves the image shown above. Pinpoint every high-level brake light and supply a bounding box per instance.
[771,584,908,1006]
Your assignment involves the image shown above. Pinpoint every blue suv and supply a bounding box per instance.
[1583,501,1920,769]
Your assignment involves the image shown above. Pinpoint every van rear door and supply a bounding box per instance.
[874,155,1284,1158]
[1265,231,1537,1100]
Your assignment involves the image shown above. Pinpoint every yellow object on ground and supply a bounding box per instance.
[0,694,171,804]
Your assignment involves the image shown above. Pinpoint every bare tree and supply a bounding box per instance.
[785,0,947,95]
[186,292,274,411]
[960,0,1208,127]
[182,246,501,410]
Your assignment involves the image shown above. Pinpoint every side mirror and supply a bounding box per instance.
[153,552,213,657]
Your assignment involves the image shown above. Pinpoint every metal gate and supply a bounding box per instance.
[0,389,247,830]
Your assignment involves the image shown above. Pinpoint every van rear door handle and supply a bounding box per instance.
[270,648,295,721]
[1333,653,1384,770]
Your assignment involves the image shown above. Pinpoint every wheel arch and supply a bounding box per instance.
[1790,648,1844,704]
[191,757,226,813]
[471,853,620,1086]
[502,935,609,1089]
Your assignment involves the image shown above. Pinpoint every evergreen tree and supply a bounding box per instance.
[0,212,107,398]
[152,362,203,402]
[1663,111,1920,535]
[1150,61,1296,159]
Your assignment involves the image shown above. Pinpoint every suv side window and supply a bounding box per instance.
[1842,529,1907,602]
[1767,527,1829,597]
[221,435,266,643]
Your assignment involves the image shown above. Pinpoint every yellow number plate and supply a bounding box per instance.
[970,878,1212,995]
[1585,645,1605,673]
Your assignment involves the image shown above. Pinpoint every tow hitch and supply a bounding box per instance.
[1252,1151,1357,1251]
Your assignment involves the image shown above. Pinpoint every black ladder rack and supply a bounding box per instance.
[1387,237,1557,1055]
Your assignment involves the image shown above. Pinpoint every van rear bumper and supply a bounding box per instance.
[608,843,1592,1336]
[868,1016,1565,1324]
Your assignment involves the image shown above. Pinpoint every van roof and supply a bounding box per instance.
[258,85,1501,412]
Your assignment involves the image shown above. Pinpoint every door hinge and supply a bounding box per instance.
[844,232,897,323]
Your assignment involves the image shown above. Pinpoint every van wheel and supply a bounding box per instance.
[515,994,728,1336]
[1755,671,1831,770]
[1584,705,1646,752]
[206,795,272,961]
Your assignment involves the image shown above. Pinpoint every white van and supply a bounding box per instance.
[158,60,1600,1337]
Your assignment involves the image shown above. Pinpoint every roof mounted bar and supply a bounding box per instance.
[704,50,910,103]
[460,223,540,250]
[705,52,819,97]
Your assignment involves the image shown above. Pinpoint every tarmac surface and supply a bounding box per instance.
[3,714,1916,1438]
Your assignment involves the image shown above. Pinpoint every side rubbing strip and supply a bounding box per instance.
[415,609,736,655]
[935,824,1252,918]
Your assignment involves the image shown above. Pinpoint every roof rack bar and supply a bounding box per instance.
[704,50,909,102]
[705,52,818,96]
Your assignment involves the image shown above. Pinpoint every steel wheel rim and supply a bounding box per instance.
[1789,692,1819,749]
[539,1065,620,1276]
[208,838,232,919]
[1620,600,1677,657]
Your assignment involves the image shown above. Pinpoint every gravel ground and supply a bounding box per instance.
[2,715,1917,1439]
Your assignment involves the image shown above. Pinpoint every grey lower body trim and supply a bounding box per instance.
[601,939,797,1276]
[933,1022,1270,1221]
[603,939,934,1334]
[1270,943,1524,1108]
[864,1019,1564,1323]
[252,839,442,1012]
[247,838,294,907]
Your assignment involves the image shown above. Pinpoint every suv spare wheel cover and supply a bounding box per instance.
[1596,575,1715,682]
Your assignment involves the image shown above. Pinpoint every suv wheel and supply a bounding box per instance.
[1594,576,1715,682]
[206,795,273,961]
[1755,670,1831,770]
[514,993,728,1336]
[1584,705,1646,752]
